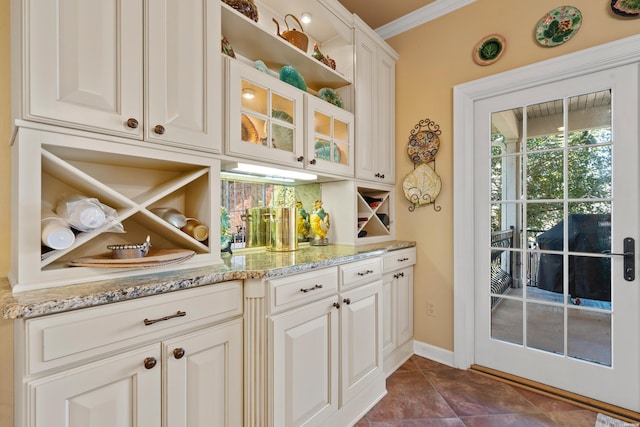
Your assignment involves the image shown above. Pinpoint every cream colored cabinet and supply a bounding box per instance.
[15,0,221,153]
[163,320,243,427]
[15,283,244,427]
[271,295,340,426]
[322,181,395,245]
[382,248,416,376]
[28,344,162,427]
[306,95,355,177]
[354,16,398,185]
[338,281,383,406]
[226,60,305,169]
[10,126,221,291]
[245,260,385,427]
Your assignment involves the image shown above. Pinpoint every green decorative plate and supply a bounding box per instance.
[611,0,640,17]
[535,6,582,47]
[473,34,506,66]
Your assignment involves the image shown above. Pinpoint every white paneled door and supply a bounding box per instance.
[471,63,639,410]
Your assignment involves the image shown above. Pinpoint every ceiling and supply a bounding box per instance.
[337,0,437,30]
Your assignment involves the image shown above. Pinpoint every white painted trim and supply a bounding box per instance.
[453,34,640,370]
[413,340,455,368]
[375,0,476,40]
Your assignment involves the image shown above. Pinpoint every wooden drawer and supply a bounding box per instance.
[339,257,382,290]
[268,267,338,314]
[383,248,416,273]
[25,281,243,375]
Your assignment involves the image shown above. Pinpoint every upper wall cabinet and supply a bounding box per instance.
[354,17,398,185]
[306,95,354,177]
[226,59,306,168]
[14,0,222,154]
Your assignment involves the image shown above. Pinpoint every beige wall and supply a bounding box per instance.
[0,0,12,424]
[387,0,640,351]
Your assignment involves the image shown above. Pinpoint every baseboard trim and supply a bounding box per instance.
[470,365,640,423]
[412,340,455,367]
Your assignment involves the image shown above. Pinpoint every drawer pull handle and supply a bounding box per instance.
[300,284,323,293]
[343,298,351,305]
[333,302,341,309]
[398,257,409,262]
[173,348,185,359]
[144,357,157,369]
[154,124,166,135]
[393,272,405,279]
[297,156,304,162]
[143,310,186,326]
[357,269,374,276]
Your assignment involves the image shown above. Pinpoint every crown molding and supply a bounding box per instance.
[375,0,477,40]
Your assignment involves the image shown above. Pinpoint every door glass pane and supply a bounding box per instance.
[489,89,613,366]
[568,308,611,366]
[241,80,268,115]
[568,146,611,199]
[491,297,523,345]
[241,114,266,145]
[526,302,564,354]
[334,118,348,141]
[314,111,330,135]
[526,151,564,199]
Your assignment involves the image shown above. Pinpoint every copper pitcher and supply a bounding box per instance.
[273,14,309,52]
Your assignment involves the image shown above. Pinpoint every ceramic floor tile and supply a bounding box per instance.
[421,367,541,417]
[363,370,457,422]
[358,356,604,426]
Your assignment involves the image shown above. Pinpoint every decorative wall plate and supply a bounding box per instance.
[402,163,442,207]
[611,0,640,16]
[407,118,441,164]
[473,34,506,65]
[535,6,582,47]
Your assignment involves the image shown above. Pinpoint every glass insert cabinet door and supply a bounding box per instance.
[226,60,304,166]
[474,63,640,411]
[305,95,354,177]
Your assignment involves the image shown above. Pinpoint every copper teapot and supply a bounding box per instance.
[273,14,309,52]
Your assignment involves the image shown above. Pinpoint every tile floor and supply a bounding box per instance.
[355,355,600,427]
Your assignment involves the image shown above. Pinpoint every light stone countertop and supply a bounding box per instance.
[0,241,415,320]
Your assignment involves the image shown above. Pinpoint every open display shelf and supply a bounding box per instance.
[357,187,391,239]
[220,2,352,93]
[11,126,221,291]
[321,181,394,245]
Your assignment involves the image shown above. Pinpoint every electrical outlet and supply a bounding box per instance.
[427,301,436,317]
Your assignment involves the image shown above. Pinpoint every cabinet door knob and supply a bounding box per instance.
[343,298,351,305]
[333,302,341,309]
[154,124,166,135]
[173,348,185,359]
[126,118,139,129]
[144,357,157,369]
[309,159,316,165]
[297,156,304,162]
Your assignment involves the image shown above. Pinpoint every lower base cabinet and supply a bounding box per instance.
[382,248,416,376]
[247,259,386,427]
[16,282,243,427]
[30,344,163,427]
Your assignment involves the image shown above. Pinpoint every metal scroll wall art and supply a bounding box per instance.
[402,118,442,212]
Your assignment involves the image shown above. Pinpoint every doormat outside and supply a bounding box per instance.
[596,413,639,427]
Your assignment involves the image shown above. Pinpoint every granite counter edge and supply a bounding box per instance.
[1,241,415,320]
